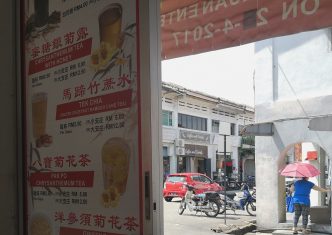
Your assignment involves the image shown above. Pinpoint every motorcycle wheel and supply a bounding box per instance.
[178,199,186,215]
[204,200,220,217]
[246,201,256,216]
[218,200,226,214]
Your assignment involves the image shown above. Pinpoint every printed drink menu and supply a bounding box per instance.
[23,1,141,234]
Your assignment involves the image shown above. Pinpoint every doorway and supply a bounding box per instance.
[197,158,205,173]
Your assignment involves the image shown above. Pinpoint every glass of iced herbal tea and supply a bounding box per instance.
[102,137,130,196]
[32,92,47,140]
[99,4,122,52]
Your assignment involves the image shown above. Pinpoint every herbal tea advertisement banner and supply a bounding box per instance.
[23,1,142,234]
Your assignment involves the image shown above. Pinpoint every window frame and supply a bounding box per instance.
[230,123,236,135]
[178,113,207,131]
[212,119,219,133]
[162,110,173,126]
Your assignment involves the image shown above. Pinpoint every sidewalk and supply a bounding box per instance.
[211,217,330,235]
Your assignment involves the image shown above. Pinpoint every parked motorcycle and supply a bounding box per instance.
[219,183,256,216]
[227,177,243,190]
[178,184,221,217]
[252,186,256,200]
[246,175,256,188]
[216,176,242,190]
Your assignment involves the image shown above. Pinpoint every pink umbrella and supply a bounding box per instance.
[280,162,320,177]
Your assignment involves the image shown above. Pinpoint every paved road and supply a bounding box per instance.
[164,197,256,235]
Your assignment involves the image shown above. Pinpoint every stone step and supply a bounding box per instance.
[272,230,329,235]
[276,222,331,234]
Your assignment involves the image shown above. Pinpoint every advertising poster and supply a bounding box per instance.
[22,1,142,234]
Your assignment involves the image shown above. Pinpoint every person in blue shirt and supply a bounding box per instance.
[292,177,329,234]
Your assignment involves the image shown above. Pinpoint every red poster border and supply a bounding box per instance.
[20,1,143,234]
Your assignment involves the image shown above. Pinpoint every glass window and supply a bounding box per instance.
[202,119,207,131]
[200,176,212,184]
[178,113,207,131]
[193,116,198,130]
[162,146,168,157]
[197,117,202,130]
[162,110,172,126]
[191,175,201,182]
[230,123,236,135]
[212,120,219,133]
[166,176,186,183]
[187,115,193,129]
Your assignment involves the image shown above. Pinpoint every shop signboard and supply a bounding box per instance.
[22,1,142,234]
[161,0,332,59]
[180,130,210,144]
[185,144,208,157]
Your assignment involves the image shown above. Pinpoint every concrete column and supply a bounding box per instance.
[169,145,177,174]
[318,148,326,205]
[172,105,178,128]
[210,145,217,175]
[207,118,212,133]
[256,136,286,229]
[190,157,195,172]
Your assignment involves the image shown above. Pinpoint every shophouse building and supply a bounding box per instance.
[161,82,255,181]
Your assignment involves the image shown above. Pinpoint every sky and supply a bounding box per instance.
[161,43,255,107]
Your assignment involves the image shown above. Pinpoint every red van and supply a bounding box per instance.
[163,173,223,202]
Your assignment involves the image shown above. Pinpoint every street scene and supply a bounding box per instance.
[164,193,256,235]
[1,1,332,235]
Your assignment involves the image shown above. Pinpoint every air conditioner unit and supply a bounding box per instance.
[175,139,185,147]
[176,147,185,155]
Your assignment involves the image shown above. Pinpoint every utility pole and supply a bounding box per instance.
[218,134,229,224]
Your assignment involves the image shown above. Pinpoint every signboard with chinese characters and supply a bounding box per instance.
[161,0,332,59]
[22,1,142,234]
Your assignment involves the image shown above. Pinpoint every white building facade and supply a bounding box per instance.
[161,82,254,181]
[254,28,332,232]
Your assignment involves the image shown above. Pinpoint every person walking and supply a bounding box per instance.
[292,177,330,234]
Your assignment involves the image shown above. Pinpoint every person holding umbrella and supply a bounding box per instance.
[291,177,329,234]
[280,162,330,234]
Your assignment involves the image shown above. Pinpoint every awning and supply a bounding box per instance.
[161,0,332,60]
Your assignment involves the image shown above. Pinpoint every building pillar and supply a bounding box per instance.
[256,136,286,229]
[318,148,326,205]
[307,144,320,206]
[169,145,177,174]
